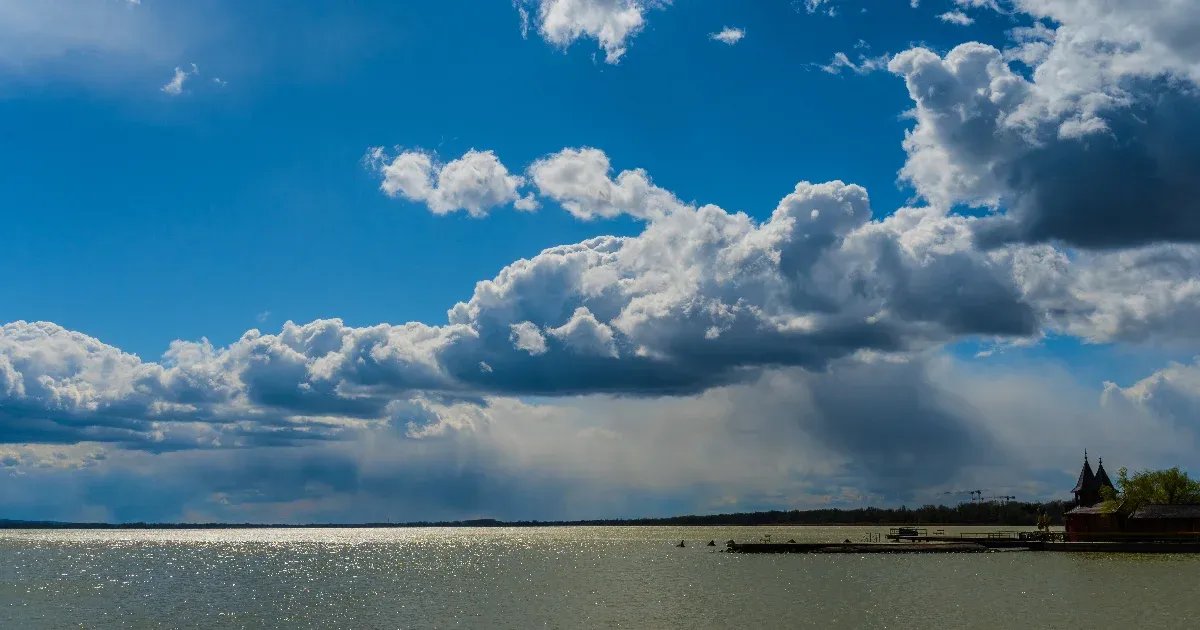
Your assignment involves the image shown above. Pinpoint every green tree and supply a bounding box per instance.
[1100,466,1200,514]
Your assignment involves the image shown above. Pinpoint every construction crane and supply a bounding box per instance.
[982,495,1017,505]
[942,489,991,503]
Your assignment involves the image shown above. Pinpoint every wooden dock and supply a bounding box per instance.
[721,528,1200,554]
[886,534,1038,549]
[886,527,1063,546]
[726,542,992,554]
[723,540,1200,554]
[883,527,1200,552]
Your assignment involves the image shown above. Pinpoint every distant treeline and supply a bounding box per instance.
[563,501,1073,527]
[0,501,1071,529]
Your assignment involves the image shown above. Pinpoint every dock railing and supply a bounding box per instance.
[1060,531,1200,543]
[887,528,1069,542]
[883,528,1200,544]
[887,527,927,537]
[1017,530,1065,542]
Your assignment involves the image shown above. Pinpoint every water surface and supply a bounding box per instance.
[1,526,1196,628]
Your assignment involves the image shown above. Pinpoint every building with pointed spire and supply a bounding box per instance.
[1064,451,1119,539]
[1071,451,1113,508]
[1064,452,1200,540]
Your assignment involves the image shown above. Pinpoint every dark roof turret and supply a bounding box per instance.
[1072,451,1096,494]
[1095,457,1114,491]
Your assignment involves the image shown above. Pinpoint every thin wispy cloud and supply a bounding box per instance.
[954,0,1001,11]
[819,51,891,75]
[800,0,837,16]
[161,63,198,95]
[938,11,974,26]
[517,5,531,39]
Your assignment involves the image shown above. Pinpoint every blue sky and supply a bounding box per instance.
[3,0,966,356]
[3,0,1200,523]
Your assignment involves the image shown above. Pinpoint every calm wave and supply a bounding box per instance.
[2,526,1198,628]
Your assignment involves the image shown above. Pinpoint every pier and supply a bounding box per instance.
[722,528,1200,554]
[726,541,991,554]
[884,527,1048,548]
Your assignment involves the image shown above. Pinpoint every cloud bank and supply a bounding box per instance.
[0,166,1039,449]
[5,0,1200,522]
[10,126,1200,517]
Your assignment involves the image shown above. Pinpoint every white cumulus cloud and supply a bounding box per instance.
[709,27,744,45]
[528,147,686,220]
[547,307,618,357]
[368,148,535,217]
[510,322,549,355]
[516,0,670,64]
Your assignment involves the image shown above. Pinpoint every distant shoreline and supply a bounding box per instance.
[0,502,1069,530]
[0,522,1036,530]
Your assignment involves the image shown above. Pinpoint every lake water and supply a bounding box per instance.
[2,526,1198,628]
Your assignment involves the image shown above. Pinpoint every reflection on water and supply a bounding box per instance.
[1,526,1197,628]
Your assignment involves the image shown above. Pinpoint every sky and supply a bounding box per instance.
[2,0,1200,523]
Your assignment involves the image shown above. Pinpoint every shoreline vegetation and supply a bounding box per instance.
[0,500,1070,530]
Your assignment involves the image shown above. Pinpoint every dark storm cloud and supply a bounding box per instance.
[803,360,994,493]
[442,316,913,398]
[876,242,1040,336]
[977,83,1200,249]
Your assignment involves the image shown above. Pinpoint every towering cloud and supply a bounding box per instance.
[890,0,1200,249]
[15,132,1200,455]
[3,151,1049,448]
